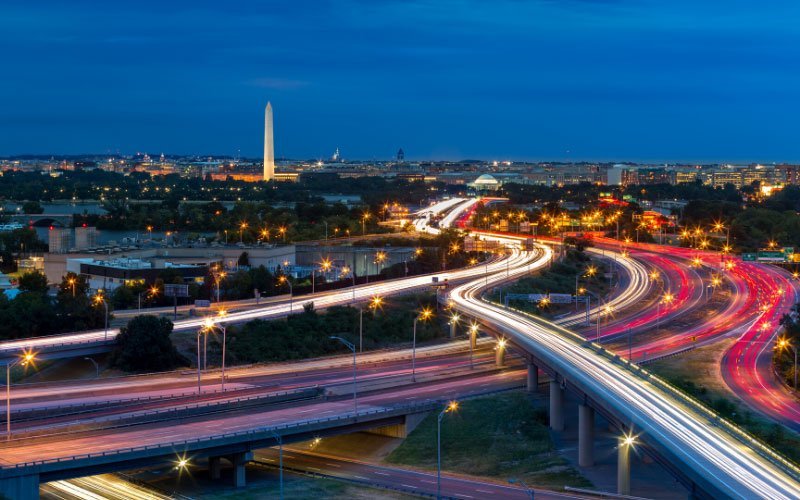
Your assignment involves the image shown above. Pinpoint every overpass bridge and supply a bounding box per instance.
[0,399,437,498]
[9,213,73,227]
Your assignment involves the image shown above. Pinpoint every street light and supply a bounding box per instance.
[83,357,99,378]
[278,275,293,313]
[138,285,159,311]
[508,478,535,499]
[239,221,248,243]
[271,431,284,500]
[67,277,76,297]
[412,308,433,382]
[330,336,358,415]
[468,322,479,370]
[361,212,370,236]
[777,338,798,391]
[6,351,35,440]
[657,291,675,332]
[437,400,458,499]
[201,310,229,391]
[374,251,387,275]
[93,292,109,341]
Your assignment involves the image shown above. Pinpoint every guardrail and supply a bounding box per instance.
[2,399,444,471]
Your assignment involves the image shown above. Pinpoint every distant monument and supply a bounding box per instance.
[397,148,405,162]
[263,102,274,181]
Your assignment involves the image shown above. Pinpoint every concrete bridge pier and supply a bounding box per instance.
[578,404,595,466]
[449,321,458,339]
[232,451,253,487]
[0,473,39,499]
[526,362,538,392]
[208,451,253,487]
[549,380,564,431]
[209,456,222,480]
[618,438,632,495]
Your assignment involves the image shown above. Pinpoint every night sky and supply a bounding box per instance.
[2,0,800,162]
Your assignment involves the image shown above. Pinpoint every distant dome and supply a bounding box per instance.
[473,174,499,185]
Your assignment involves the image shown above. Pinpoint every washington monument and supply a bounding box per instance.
[263,102,274,181]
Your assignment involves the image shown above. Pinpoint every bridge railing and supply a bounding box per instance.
[489,297,800,483]
[1,399,445,471]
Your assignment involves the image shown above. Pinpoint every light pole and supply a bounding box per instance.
[777,338,798,391]
[202,310,229,391]
[330,336,357,415]
[437,400,458,499]
[278,275,293,313]
[361,212,370,236]
[508,478,535,499]
[196,328,205,394]
[657,291,675,332]
[6,352,35,440]
[239,221,248,243]
[93,293,109,341]
[271,431,284,500]
[83,357,99,378]
[412,308,433,382]
[138,285,159,312]
[68,277,76,297]
[468,322,479,370]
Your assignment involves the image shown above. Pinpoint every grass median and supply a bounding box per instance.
[385,391,590,489]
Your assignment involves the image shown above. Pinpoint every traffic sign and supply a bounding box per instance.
[164,284,190,297]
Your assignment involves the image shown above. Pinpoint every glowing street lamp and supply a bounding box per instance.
[278,275,293,313]
[67,277,76,297]
[437,400,459,499]
[412,308,433,382]
[93,292,109,340]
[6,351,36,440]
[468,322,479,368]
[657,291,675,332]
[239,221,248,243]
[777,338,798,391]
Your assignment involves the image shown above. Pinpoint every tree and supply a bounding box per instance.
[17,270,48,294]
[110,315,187,372]
[21,200,44,214]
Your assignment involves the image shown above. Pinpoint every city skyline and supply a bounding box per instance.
[3,1,800,162]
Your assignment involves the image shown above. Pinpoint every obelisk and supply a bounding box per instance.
[263,102,275,181]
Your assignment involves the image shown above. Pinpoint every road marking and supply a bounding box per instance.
[308,467,321,471]
[422,480,436,484]
[454,495,474,499]
[325,463,341,468]
[353,475,368,480]
[374,472,390,476]
[401,484,418,489]
[476,489,494,494]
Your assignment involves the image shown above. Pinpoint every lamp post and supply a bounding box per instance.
[83,357,99,378]
[239,221,248,243]
[412,308,433,382]
[437,401,458,499]
[201,310,229,391]
[508,478,535,499]
[93,293,109,341]
[68,277,76,297]
[330,336,357,415]
[279,275,293,313]
[271,431,284,500]
[138,285,159,312]
[777,338,798,391]
[6,352,35,440]
[468,323,479,370]
[657,291,675,332]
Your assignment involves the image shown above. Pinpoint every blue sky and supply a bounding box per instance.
[2,0,800,162]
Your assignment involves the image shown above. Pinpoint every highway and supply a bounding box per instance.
[449,239,800,499]
[255,448,584,499]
